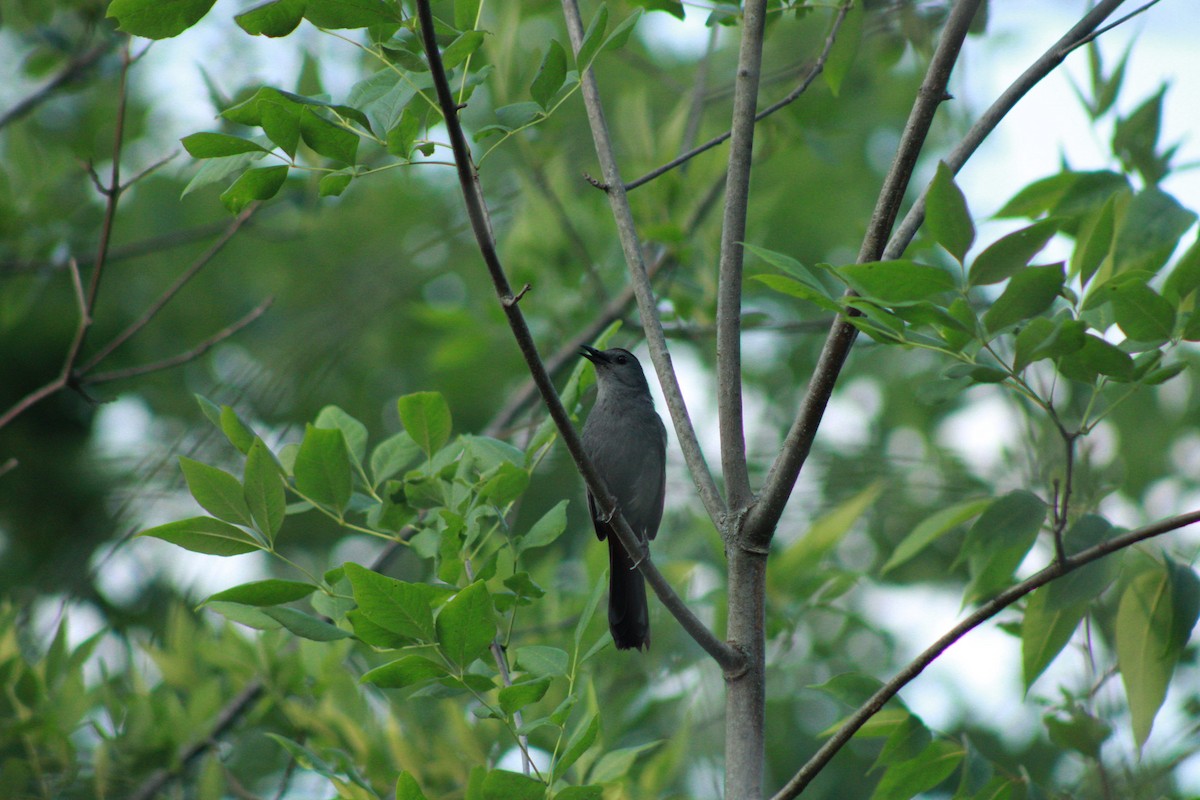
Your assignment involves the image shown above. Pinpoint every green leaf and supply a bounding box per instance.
[601,8,643,54]
[398,391,452,457]
[387,108,423,158]
[395,771,429,800]
[260,100,302,157]
[299,108,358,164]
[106,0,216,38]
[831,260,956,306]
[531,40,568,110]
[574,573,607,651]
[982,263,1064,335]
[874,714,931,768]
[244,439,285,542]
[810,672,885,707]
[436,581,495,668]
[1021,585,1088,690]
[519,499,569,555]
[318,172,353,197]
[1090,280,1175,344]
[1116,561,1200,749]
[454,0,481,29]
[513,645,569,677]
[1044,708,1111,760]
[1013,316,1086,374]
[138,517,262,556]
[371,431,421,486]
[557,711,600,778]
[294,424,353,512]
[219,165,289,213]
[345,562,440,641]
[752,274,842,313]
[498,678,551,715]
[576,3,609,69]
[969,219,1059,286]
[262,607,352,641]
[1113,187,1197,275]
[302,0,398,29]
[203,579,316,607]
[554,786,603,800]
[179,457,252,525]
[869,739,964,800]
[822,0,863,97]
[882,498,990,574]
[588,742,660,784]
[314,405,368,465]
[963,491,1047,603]
[218,404,256,453]
[181,132,271,159]
[480,462,530,506]
[1070,193,1118,287]
[1058,333,1135,383]
[442,30,486,70]
[236,0,306,37]
[361,655,449,688]
[480,769,544,800]
[1163,236,1200,304]
[925,162,975,262]
[778,482,881,574]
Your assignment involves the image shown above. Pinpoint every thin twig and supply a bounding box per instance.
[0,39,116,132]
[0,259,91,430]
[560,0,728,529]
[83,298,273,385]
[126,679,266,800]
[746,0,986,551]
[416,0,742,673]
[624,2,852,192]
[79,204,259,374]
[770,506,1200,800]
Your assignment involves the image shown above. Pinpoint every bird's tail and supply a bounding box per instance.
[607,537,650,650]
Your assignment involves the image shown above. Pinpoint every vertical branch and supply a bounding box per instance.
[560,0,727,527]
[717,0,769,517]
[746,0,985,552]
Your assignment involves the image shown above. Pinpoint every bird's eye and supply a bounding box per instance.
[616,355,628,364]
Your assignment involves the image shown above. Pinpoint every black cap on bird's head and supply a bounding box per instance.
[580,345,652,395]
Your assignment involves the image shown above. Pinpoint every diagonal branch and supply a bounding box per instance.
[0,39,116,132]
[79,204,259,374]
[746,0,986,551]
[770,506,1200,800]
[415,0,742,673]
[82,297,273,385]
[624,1,852,193]
[884,0,1134,262]
[560,0,727,528]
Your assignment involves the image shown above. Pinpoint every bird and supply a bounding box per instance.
[579,345,667,651]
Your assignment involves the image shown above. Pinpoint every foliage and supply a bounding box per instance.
[2,0,1200,799]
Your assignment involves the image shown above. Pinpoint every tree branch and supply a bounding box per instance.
[883,0,1134,261]
[0,39,116,132]
[716,0,770,518]
[81,297,273,385]
[416,0,742,673]
[560,0,727,528]
[78,204,259,374]
[746,0,985,552]
[624,1,851,192]
[770,506,1200,800]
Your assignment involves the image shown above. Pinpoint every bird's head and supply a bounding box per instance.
[580,345,652,396]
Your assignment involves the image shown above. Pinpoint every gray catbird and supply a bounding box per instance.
[580,345,667,650]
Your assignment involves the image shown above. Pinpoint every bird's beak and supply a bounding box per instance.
[580,345,605,364]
